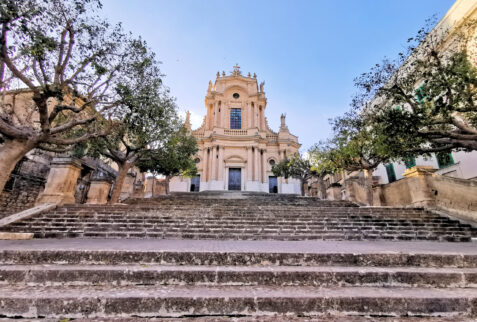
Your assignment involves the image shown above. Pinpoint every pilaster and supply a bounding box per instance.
[36,157,82,205]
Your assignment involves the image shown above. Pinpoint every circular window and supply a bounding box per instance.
[233,93,240,99]
[269,159,276,166]
[195,158,200,164]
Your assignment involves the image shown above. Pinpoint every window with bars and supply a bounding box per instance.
[230,108,241,129]
[385,163,397,183]
[404,157,416,169]
[436,152,454,169]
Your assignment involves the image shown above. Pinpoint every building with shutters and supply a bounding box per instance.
[169,65,302,193]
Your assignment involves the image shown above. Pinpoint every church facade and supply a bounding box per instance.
[170,65,301,193]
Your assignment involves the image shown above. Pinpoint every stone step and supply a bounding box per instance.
[11,229,470,242]
[1,284,476,318]
[2,249,476,267]
[2,264,477,288]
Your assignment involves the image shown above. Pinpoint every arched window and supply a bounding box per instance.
[230,108,241,129]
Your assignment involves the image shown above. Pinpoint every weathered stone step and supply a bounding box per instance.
[1,285,476,318]
[21,230,471,242]
[2,265,477,288]
[2,249,476,267]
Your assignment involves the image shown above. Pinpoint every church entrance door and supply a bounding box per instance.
[228,168,241,191]
[269,176,278,193]
[190,175,200,192]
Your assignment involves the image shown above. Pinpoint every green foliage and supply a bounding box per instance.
[137,127,198,179]
[309,110,398,176]
[0,0,169,152]
[352,19,477,153]
[272,154,316,196]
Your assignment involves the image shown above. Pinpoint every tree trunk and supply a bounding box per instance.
[364,169,374,206]
[164,176,171,195]
[109,162,132,204]
[317,177,327,199]
[300,178,305,196]
[165,175,171,195]
[0,139,36,193]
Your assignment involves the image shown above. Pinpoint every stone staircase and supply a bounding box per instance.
[1,193,476,242]
[1,239,477,319]
[1,193,477,319]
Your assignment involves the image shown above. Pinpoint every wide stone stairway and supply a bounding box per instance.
[2,193,476,241]
[1,192,477,320]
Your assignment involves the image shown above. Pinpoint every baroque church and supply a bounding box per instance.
[170,65,301,193]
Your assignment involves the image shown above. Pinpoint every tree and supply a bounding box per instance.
[0,0,156,192]
[85,49,180,203]
[272,154,316,196]
[353,19,477,155]
[137,128,198,195]
[309,111,396,206]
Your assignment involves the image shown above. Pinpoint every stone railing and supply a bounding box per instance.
[266,134,278,142]
[343,166,477,224]
[224,129,247,136]
[193,131,205,138]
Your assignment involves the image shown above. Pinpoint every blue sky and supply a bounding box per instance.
[100,0,455,151]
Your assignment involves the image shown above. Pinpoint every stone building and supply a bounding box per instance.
[170,65,301,193]
[321,0,477,207]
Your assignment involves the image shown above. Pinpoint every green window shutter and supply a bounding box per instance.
[436,152,454,169]
[385,163,397,183]
[415,85,426,103]
[404,157,416,169]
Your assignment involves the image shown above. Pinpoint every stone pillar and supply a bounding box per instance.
[261,149,267,183]
[203,148,209,182]
[86,178,112,204]
[402,166,437,207]
[205,107,210,130]
[213,102,218,128]
[36,157,82,205]
[247,147,253,181]
[132,181,145,198]
[254,147,260,181]
[218,146,224,181]
[211,146,217,181]
[247,102,251,128]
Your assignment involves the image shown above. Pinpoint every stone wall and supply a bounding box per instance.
[427,176,477,223]
[0,174,45,219]
[343,169,477,224]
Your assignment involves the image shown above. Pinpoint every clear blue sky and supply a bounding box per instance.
[100,0,455,151]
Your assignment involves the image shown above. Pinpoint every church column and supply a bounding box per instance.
[247,102,252,128]
[203,148,209,182]
[261,109,266,131]
[213,102,218,128]
[251,105,255,128]
[247,147,253,182]
[205,109,210,130]
[211,146,217,181]
[261,149,267,183]
[218,145,224,181]
[254,147,260,182]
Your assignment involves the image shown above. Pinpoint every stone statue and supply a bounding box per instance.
[253,73,257,78]
[259,81,265,92]
[280,113,288,131]
[207,81,212,92]
[222,71,225,77]
[216,71,220,78]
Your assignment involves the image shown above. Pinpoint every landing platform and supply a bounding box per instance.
[1,238,476,254]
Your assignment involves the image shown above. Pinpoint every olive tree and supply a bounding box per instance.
[354,19,477,154]
[0,0,159,192]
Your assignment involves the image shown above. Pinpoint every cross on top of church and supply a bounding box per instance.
[231,64,241,76]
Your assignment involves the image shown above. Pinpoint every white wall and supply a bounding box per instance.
[373,150,477,184]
